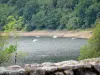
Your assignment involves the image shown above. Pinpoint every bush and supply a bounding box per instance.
[79,19,100,60]
[0,34,16,65]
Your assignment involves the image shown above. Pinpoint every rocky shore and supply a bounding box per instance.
[0,58,100,75]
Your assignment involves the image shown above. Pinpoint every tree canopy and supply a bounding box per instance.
[79,19,100,60]
[0,0,100,31]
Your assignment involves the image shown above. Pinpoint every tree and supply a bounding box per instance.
[15,0,28,8]
[79,19,100,60]
[0,4,13,30]
[4,16,24,31]
[7,0,17,6]
[0,0,9,3]
[0,0,100,31]
[4,16,24,64]
[66,17,80,30]
[23,0,39,22]
[85,3,100,28]
[31,10,46,30]
[74,0,98,28]
[0,31,16,65]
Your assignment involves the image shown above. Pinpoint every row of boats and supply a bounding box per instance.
[33,36,76,42]
[35,35,58,38]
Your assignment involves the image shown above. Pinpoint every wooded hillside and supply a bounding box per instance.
[0,0,100,31]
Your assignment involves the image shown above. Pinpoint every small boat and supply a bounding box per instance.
[33,39,38,42]
[36,36,40,38]
[72,38,76,40]
[53,36,58,38]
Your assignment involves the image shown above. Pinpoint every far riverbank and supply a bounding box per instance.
[1,30,92,39]
[17,30,92,39]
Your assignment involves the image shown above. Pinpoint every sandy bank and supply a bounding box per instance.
[18,30,92,39]
[1,30,92,39]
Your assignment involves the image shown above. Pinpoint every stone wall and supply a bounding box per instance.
[0,58,100,75]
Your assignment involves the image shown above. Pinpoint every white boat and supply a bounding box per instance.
[72,38,76,40]
[53,36,58,38]
[33,39,38,42]
[36,36,40,38]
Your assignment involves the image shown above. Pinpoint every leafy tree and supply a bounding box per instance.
[7,0,17,6]
[4,16,24,31]
[85,3,100,27]
[4,15,24,64]
[57,0,72,8]
[0,0,9,3]
[23,0,39,22]
[31,10,46,30]
[15,0,29,8]
[79,19,100,60]
[0,31,16,65]
[67,17,80,30]
[0,0,100,31]
[0,4,13,30]
[15,17,24,30]
[74,0,97,28]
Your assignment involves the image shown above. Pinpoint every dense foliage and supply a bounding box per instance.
[0,15,22,65]
[0,0,100,31]
[79,19,100,60]
[0,33,16,65]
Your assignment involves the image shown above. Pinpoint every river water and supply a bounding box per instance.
[9,36,87,65]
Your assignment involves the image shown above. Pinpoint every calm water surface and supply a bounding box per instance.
[9,36,87,65]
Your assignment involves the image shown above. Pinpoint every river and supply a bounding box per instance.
[9,36,87,65]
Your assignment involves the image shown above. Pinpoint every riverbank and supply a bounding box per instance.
[19,30,92,39]
[1,30,93,39]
